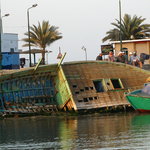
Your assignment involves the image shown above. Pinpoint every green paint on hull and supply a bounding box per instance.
[126,90,150,111]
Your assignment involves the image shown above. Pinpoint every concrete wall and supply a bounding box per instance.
[135,42,148,64]
[115,43,134,56]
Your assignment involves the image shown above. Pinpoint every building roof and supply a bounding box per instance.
[20,49,52,54]
[108,38,150,44]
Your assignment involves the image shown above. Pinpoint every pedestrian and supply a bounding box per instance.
[108,51,115,62]
[116,52,127,63]
[129,52,133,64]
[131,52,143,69]
[96,53,103,60]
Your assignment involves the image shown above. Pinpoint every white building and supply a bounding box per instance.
[1,33,18,52]
[1,33,19,69]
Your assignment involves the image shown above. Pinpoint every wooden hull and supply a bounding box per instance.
[1,60,150,114]
[0,64,59,114]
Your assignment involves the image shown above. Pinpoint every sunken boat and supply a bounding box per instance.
[0,57,150,114]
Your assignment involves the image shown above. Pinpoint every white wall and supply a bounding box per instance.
[23,59,29,68]
[1,33,18,53]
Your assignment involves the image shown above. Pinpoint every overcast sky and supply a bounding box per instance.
[1,0,150,64]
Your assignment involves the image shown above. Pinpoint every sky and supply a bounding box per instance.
[1,0,150,64]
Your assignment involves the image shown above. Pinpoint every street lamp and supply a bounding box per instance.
[81,46,87,61]
[2,14,10,17]
[27,4,37,67]
[0,13,10,70]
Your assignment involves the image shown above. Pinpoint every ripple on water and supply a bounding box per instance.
[1,113,150,149]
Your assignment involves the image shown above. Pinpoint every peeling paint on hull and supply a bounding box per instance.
[0,61,150,114]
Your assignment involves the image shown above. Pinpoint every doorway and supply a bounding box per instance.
[122,47,128,61]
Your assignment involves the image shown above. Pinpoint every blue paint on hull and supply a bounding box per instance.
[0,74,56,113]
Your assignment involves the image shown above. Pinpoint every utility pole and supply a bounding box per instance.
[0,1,2,70]
[119,0,122,52]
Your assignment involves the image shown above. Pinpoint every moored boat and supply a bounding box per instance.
[125,83,150,113]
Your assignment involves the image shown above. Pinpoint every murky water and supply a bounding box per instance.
[1,113,150,149]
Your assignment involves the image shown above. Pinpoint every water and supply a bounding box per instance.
[1,113,150,149]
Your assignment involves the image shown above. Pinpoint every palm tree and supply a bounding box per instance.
[22,20,62,64]
[102,14,150,43]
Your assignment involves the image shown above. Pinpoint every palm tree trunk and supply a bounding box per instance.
[41,49,45,65]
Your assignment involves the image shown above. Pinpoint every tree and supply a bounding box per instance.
[102,14,150,43]
[22,20,62,64]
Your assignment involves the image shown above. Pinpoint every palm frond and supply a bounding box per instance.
[22,20,62,64]
[102,14,150,42]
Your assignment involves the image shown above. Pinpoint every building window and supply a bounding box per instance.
[10,48,14,53]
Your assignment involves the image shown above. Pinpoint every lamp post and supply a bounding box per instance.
[119,0,122,52]
[0,13,10,70]
[81,46,87,61]
[27,4,37,67]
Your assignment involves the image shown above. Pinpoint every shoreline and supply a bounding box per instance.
[0,107,136,119]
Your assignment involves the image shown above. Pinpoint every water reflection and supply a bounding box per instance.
[1,113,150,149]
[0,117,61,149]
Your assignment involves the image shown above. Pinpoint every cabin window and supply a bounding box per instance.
[80,89,84,92]
[93,78,124,91]
[107,82,110,85]
[78,100,83,102]
[75,91,80,94]
[93,80,105,93]
[94,97,98,100]
[90,87,94,90]
[83,98,88,102]
[85,87,89,90]
[89,97,93,100]
[110,78,124,89]
[73,85,78,88]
